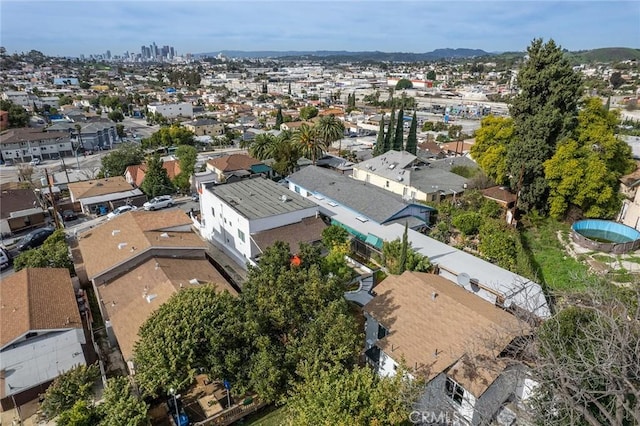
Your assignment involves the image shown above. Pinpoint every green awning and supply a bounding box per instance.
[251,164,272,174]
[364,233,383,249]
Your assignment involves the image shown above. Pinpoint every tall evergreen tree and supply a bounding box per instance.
[140,155,175,197]
[406,111,418,155]
[275,106,284,129]
[373,116,386,156]
[288,82,292,95]
[507,38,582,213]
[393,107,404,151]
[384,107,396,153]
[399,222,408,274]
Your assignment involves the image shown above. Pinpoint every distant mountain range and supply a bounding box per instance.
[195,47,640,63]
[195,48,491,61]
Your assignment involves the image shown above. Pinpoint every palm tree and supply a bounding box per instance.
[249,133,277,160]
[74,124,85,152]
[293,124,325,165]
[316,115,345,155]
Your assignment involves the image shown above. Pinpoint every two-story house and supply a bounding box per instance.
[351,150,470,202]
[183,118,225,137]
[205,153,272,183]
[0,127,73,162]
[199,177,321,268]
[364,271,534,426]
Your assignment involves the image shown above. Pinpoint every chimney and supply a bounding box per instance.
[431,291,438,301]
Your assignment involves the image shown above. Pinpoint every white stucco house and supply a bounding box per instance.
[147,102,194,119]
[364,271,536,426]
[199,177,319,268]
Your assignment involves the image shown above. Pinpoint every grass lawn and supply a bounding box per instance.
[241,405,288,426]
[520,218,590,292]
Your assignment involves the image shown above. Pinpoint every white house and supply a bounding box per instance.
[147,102,194,119]
[364,271,535,425]
[0,127,73,162]
[200,177,319,268]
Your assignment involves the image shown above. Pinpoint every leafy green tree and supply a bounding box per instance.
[426,70,436,81]
[293,123,324,164]
[392,107,404,151]
[406,111,418,155]
[0,99,29,127]
[141,125,195,149]
[373,116,386,156]
[58,94,74,106]
[99,377,149,426]
[271,131,302,176]
[299,106,319,120]
[133,286,238,397]
[41,364,100,420]
[100,143,144,177]
[395,78,413,90]
[382,233,430,275]
[315,114,345,155]
[452,212,484,236]
[384,107,395,153]
[478,219,518,270]
[399,223,408,274]
[321,224,349,249]
[57,400,101,426]
[107,110,124,122]
[286,362,415,426]
[507,38,583,212]
[544,97,634,219]
[140,155,175,197]
[115,124,125,140]
[321,242,354,284]
[173,145,198,192]
[13,229,74,273]
[609,71,625,89]
[275,106,284,128]
[470,115,514,185]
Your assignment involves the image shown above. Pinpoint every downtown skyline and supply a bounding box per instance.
[1,1,639,58]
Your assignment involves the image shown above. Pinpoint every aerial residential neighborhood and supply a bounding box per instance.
[1,2,640,425]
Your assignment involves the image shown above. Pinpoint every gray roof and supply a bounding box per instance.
[187,118,221,127]
[427,155,479,171]
[288,165,416,224]
[208,177,316,220]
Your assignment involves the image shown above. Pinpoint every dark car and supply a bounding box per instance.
[62,210,78,221]
[0,247,12,270]
[16,227,55,251]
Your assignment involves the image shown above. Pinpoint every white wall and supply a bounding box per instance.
[148,102,193,119]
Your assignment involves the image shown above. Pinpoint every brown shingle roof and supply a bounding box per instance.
[98,257,237,361]
[206,154,260,172]
[0,188,39,219]
[125,160,182,187]
[78,210,203,280]
[481,186,517,205]
[364,271,523,397]
[68,176,134,200]
[252,216,326,255]
[0,268,82,348]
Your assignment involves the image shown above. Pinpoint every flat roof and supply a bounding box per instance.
[208,178,316,220]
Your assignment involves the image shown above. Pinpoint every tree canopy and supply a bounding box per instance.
[469,115,514,186]
[406,111,418,155]
[100,143,144,178]
[140,155,175,197]
[0,99,29,128]
[41,364,100,420]
[13,229,74,274]
[141,125,195,149]
[544,97,634,219]
[507,38,583,213]
[99,377,149,426]
[395,78,413,90]
[173,145,198,192]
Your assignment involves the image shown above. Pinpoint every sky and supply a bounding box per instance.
[1,1,638,57]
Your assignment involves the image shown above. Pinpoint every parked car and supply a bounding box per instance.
[62,210,78,221]
[106,205,137,220]
[16,227,55,252]
[143,195,174,211]
[190,193,199,202]
[0,247,12,270]
[29,158,41,166]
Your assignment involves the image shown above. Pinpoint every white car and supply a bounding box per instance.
[143,195,174,211]
[106,205,137,220]
[29,158,41,166]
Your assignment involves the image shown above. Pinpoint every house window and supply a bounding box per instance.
[445,378,464,405]
[294,185,300,194]
[238,229,245,242]
[386,180,390,188]
[377,324,388,339]
[211,207,215,217]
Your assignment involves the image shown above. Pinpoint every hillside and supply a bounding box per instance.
[567,47,640,64]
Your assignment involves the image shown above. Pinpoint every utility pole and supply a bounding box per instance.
[45,168,62,229]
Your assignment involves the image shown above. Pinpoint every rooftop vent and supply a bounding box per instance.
[388,164,396,169]
[145,294,157,303]
[431,292,438,301]
[117,242,127,250]
[189,278,199,285]
[280,194,290,202]
[160,232,169,238]
[111,230,120,236]
[396,176,403,182]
